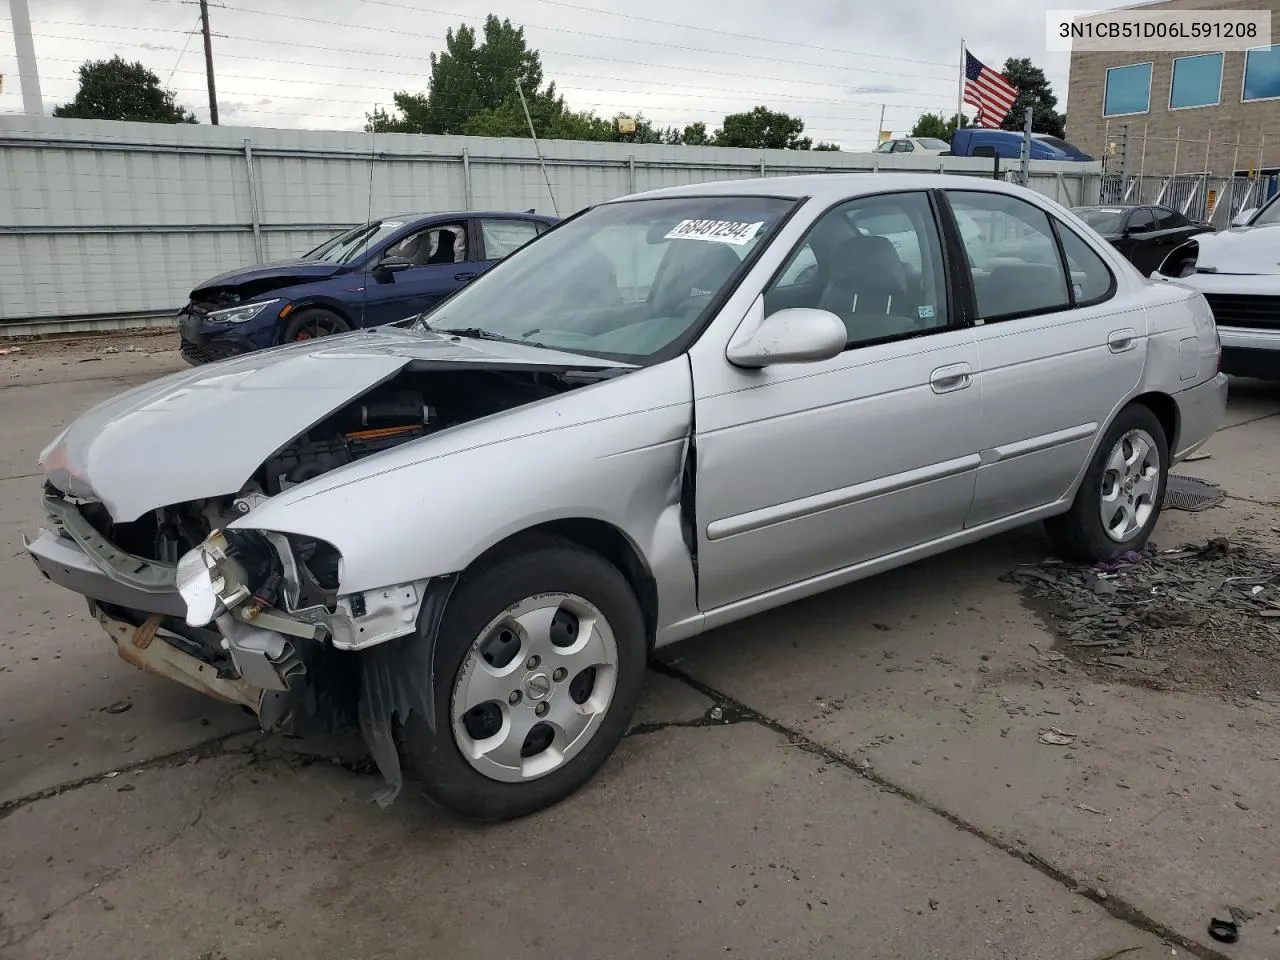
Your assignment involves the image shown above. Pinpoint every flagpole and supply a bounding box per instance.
[956,38,965,130]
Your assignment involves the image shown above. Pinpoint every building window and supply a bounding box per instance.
[1103,62,1153,116]
[1170,52,1223,109]
[1243,44,1280,102]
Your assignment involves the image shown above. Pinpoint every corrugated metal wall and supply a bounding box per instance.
[0,116,1104,329]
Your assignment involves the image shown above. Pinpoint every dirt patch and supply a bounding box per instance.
[0,328,175,360]
[1004,530,1280,701]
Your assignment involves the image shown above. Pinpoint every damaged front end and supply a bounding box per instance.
[26,332,633,804]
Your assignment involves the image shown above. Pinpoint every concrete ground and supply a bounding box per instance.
[3,331,1279,960]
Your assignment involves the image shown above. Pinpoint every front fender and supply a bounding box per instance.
[228,359,697,611]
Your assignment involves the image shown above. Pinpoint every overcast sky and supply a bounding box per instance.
[1,0,1130,148]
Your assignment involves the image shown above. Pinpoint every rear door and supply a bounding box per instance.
[475,217,547,275]
[941,188,1146,528]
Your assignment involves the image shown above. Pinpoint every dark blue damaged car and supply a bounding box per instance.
[177,210,558,364]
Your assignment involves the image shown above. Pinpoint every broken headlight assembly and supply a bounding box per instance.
[204,298,281,324]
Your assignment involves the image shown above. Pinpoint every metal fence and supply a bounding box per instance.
[0,115,1104,334]
[1098,170,1279,225]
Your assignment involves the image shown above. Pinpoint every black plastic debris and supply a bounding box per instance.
[1208,917,1239,943]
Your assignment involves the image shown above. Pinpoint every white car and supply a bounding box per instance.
[874,137,952,156]
[1152,192,1280,379]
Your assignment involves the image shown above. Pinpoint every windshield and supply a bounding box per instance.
[1251,195,1280,226]
[917,138,950,150]
[303,219,409,264]
[1077,208,1125,233]
[417,195,797,361]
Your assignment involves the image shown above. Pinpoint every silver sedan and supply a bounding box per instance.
[26,173,1227,820]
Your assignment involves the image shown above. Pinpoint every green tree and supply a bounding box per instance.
[812,141,841,151]
[998,58,1066,138]
[714,106,812,150]
[681,121,711,146]
[52,56,197,123]
[909,111,970,142]
[366,16,543,134]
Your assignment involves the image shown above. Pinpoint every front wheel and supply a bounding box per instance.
[400,536,648,821]
[1046,404,1169,562]
[281,307,350,343]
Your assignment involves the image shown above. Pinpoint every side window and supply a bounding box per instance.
[946,191,1070,321]
[1153,207,1187,229]
[1054,224,1115,304]
[1128,208,1155,232]
[479,218,540,259]
[875,140,895,153]
[765,191,950,348]
[892,140,914,153]
[383,224,467,266]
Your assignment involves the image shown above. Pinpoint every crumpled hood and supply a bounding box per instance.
[1190,223,1280,275]
[40,327,632,523]
[190,259,344,297]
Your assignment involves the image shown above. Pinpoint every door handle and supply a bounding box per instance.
[454,271,478,281]
[1108,328,1138,353]
[930,362,972,394]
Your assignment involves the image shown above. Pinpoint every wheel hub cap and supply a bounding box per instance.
[1099,428,1160,543]
[452,593,619,783]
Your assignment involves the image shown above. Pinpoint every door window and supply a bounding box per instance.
[765,191,950,347]
[382,223,468,266]
[479,218,541,259]
[1127,208,1155,232]
[892,140,914,152]
[1055,226,1115,304]
[1152,207,1188,229]
[946,191,1071,321]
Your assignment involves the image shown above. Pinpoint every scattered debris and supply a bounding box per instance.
[1078,803,1105,815]
[1229,906,1259,925]
[709,706,724,722]
[1208,917,1239,943]
[0,346,23,355]
[1038,728,1076,746]
[1004,536,1280,696]
[1184,452,1212,462]
[103,700,133,715]
[118,783,136,793]
[103,346,120,354]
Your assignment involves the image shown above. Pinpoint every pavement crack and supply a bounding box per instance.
[0,730,259,823]
[627,700,752,737]
[1220,409,1280,431]
[1225,494,1280,508]
[1092,947,1145,960]
[650,660,1235,960]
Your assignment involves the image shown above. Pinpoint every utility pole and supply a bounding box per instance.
[1018,106,1033,186]
[199,0,219,124]
[10,0,44,115]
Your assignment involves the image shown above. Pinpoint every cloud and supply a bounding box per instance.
[0,0,1136,137]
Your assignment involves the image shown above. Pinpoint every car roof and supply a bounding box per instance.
[609,172,1060,206]
[378,211,557,223]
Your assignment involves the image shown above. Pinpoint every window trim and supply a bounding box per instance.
[938,188,1116,325]
[759,188,966,353]
[1242,43,1280,104]
[1168,51,1224,111]
[1103,61,1154,117]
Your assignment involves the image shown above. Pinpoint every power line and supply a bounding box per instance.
[16,23,954,105]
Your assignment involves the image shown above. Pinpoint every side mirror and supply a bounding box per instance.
[1232,208,1256,227]
[727,303,847,369]
[373,257,412,282]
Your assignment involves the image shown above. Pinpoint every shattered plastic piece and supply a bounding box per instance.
[1208,918,1239,943]
[1038,728,1076,745]
[0,346,23,355]
[1077,803,1104,815]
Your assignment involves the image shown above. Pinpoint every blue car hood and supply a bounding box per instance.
[191,259,345,297]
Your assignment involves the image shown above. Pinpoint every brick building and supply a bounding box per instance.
[1065,0,1280,177]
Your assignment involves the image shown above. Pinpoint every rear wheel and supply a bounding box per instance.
[1046,404,1169,562]
[400,536,647,821]
[281,307,349,343]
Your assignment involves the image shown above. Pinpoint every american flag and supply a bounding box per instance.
[963,50,1019,129]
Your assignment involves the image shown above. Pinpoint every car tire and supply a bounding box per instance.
[1045,403,1169,563]
[400,535,648,821]
[280,307,350,343]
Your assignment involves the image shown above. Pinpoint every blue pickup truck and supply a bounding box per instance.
[946,129,1094,162]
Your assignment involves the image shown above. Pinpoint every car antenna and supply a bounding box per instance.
[515,79,559,216]
[360,104,378,330]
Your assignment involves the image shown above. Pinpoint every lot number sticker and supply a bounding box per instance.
[664,219,764,245]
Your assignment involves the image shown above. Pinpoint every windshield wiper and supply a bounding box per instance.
[430,326,518,344]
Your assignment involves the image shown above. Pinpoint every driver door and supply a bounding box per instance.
[359,222,474,326]
[691,190,983,612]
